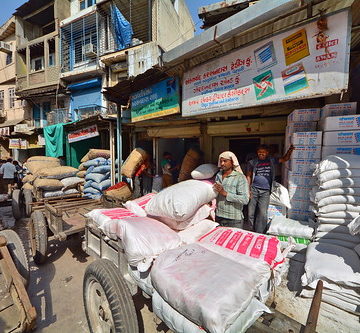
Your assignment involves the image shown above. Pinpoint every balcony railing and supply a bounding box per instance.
[75,104,108,120]
[47,108,72,125]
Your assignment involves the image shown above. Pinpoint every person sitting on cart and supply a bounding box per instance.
[213,151,249,229]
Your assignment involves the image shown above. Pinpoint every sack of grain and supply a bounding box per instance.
[121,148,147,178]
[78,163,86,171]
[43,190,64,198]
[22,174,36,184]
[88,149,111,160]
[37,166,78,179]
[34,178,63,191]
[77,170,86,178]
[61,177,84,190]
[22,182,34,191]
[178,148,202,182]
[191,164,218,180]
[27,156,60,163]
[105,182,132,201]
[26,160,60,174]
[83,157,109,168]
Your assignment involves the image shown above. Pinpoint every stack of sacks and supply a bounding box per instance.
[22,173,36,192]
[121,147,147,178]
[311,154,360,248]
[178,148,202,182]
[321,113,360,157]
[35,166,82,198]
[284,109,321,222]
[151,229,286,333]
[80,149,111,199]
[301,242,360,315]
[266,216,314,262]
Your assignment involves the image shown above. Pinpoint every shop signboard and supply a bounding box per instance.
[68,124,99,143]
[182,10,350,117]
[9,138,21,149]
[131,77,180,122]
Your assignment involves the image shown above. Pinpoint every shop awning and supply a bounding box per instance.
[147,124,201,138]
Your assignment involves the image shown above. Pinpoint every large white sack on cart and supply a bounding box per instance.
[197,227,285,270]
[177,219,218,244]
[302,242,360,288]
[319,177,360,190]
[267,216,314,239]
[269,182,291,208]
[317,169,360,183]
[313,187,360,203]
[152,290,270,333]
[127,265,153,296]
[145,179,217,222]
[151,243,271,333]
[314,154,360,175]
[191,164,218,180]
[118,216,181,272]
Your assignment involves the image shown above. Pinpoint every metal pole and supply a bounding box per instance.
[304,280,323,333]
[117,106,122,184]
[109,121,115,186]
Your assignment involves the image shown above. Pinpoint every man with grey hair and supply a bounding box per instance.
[213,151,249,229]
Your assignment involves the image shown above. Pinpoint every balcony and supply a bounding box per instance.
[47,108,72,126]
[75,104,109,120]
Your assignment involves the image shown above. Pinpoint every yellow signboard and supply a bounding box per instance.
[282,29,310,66]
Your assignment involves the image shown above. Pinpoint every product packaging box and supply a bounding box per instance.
[287,109,321,122]
[321,102,357,118]
[286,122,318,135]
[288,184,314,200]
[287,208,313,222]
[290,146,322,159]
[323,131,360,146]
[290,198,312,211]
[291,132,322,146]
[319,114,360,131]
[287,171,317,187]
[287,158,320,173]
[321,145,360,158]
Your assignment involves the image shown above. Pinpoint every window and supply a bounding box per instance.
[9,88,15,109]
[6,52,12,65]
[0,90,4,111]
[31,56,44,71]
[49,53,55,67]
[80,0,96,10]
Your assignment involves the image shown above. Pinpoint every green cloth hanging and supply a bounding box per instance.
[66,135,101,168]
[44,123,65,157]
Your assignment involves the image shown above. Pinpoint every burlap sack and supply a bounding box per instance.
[27,156,60,163]
[26,160,60,175]
[121,148,147,178]
[22,183,34,191]
[178,148,202,182]
[80,153,90,163]
[88,149,111,160]
[77,170,86,178]
[105,184,132,201]
[22,174,36,184]
[34,178,63,191]
[37,166,78,180]
[78,163,86,171]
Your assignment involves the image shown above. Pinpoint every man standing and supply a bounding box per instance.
[246,144,294,233]
[0,158,17,195]
[213,151,249,229]
[161,152,179,188]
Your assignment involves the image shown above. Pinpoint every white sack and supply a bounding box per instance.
[267,216,314,239]
[314,154,360,175]
[319,177,360,190]
[61,176,84,190]
[317,195,360,207]
[119,217,181,272]
[151,243,271,333]
[127,265,153,296]
[316,211,360,219]
[270,182,291,208]
[315,231,360,243]
[123,200,147,217]
[348,216,360,236]
[145,179,217,222]
[317,168,360,183]
[152,290,270,333]
[317,224,350,234]
[314,187,360,202]
[43,190,63,198]
[177,219,218,244]
[191,164,218,180]
[302,242,360,288]
[316,238,357,250]
[317,217,353,225]
[317,204,360,215]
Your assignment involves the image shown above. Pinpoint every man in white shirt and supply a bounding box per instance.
[0,158,16,195]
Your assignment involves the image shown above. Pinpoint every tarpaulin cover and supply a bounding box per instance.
[44,123,64,158]
[111,4,133,50]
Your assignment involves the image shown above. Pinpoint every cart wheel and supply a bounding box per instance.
[83,259,139,333]
[0,229,30,287]
[29,211,48,265]
[12,189,23,220]
[23,189,33,218]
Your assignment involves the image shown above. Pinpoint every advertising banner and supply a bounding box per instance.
[131,77,180,122]
[182,10,350,117]
[68,124,99,143]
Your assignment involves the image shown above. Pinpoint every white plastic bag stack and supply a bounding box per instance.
[266,215,314,262]
[151,243,272,333]
[312,155,360,248]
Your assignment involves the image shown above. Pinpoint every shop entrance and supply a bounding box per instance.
[229,138,260,171]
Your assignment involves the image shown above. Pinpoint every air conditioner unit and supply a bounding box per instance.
[111,61,127,73]
[0,41,12,54]
[83,43,97,58]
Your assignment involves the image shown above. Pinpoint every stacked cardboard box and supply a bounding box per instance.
[319,102,359,158]
[285,109,321,221]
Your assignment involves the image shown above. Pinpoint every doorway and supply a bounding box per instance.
[229,138,261,172]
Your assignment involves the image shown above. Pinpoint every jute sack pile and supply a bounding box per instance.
[37,166,78,180]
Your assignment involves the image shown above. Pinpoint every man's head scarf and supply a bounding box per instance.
[218,151,243,174]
